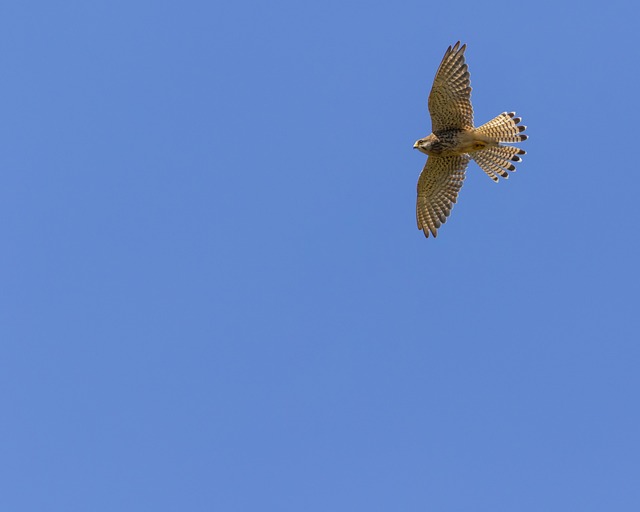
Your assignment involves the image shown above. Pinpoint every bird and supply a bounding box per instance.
[414,42,528,238]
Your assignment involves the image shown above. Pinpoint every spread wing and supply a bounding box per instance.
[428,42,474,131]
[416,155,470,238]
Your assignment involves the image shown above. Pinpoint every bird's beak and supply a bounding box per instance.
[413,141,419,149]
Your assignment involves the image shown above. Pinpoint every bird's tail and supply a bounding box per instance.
[472,112,527,182]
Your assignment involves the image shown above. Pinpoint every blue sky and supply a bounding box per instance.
[1,1,639,510]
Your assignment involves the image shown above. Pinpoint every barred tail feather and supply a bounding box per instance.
[472,112,527,182]
[475,111,527,143]
[472,145,526,182]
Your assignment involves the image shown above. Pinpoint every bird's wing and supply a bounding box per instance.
[428,42,474,131]
[416,154,470,238]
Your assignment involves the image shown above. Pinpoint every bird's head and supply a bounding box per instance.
[413,135,434,156]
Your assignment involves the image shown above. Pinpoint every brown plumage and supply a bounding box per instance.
[414,42,528,238]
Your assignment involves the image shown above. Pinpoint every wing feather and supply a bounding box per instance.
[416,155,470,238]
[428,42,474,131]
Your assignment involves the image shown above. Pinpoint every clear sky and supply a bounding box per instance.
[1,1,639,510]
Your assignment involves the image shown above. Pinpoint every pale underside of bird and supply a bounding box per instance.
[414,42,528,238]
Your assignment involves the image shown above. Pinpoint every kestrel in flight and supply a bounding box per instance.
[414,42,528,238]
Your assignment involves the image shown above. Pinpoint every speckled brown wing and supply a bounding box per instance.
[416,154,470,238]
[428,42,474,131]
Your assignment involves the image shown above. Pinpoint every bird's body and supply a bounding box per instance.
[414,129,494,157]
[414,42,528,238]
